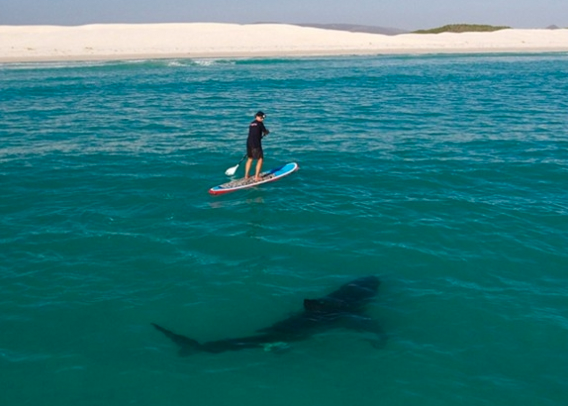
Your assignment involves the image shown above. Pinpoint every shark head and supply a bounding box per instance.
[304,276,380,313]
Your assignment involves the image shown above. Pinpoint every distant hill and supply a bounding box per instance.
[296,23,408,36]
[413,24,510,34]
[252,22,409,36]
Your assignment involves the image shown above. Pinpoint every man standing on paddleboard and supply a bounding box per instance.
[245,111,270,181]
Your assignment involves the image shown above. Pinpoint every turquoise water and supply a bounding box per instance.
[1,54,567,406]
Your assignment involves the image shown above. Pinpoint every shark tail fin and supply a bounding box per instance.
[152,323,202,357]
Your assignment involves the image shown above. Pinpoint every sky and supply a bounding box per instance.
[1,0,567,30]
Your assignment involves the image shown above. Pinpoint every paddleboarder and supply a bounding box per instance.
[245,111,270,181]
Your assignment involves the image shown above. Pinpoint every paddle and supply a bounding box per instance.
[225,154,247,176]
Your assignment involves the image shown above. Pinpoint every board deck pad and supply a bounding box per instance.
[209,162,299,195]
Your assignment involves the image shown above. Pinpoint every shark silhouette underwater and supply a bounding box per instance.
[152,275,386,355]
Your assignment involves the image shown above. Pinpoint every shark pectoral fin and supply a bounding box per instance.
[344,318,388,349]
[152,323,202,355]
[366,333,388,349]
[365,323,388,349]
[263,342,292,353]
[374,337,388,349]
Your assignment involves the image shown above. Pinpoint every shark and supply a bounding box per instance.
[152,275,386,355]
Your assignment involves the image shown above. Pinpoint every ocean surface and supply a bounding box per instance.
[1,53,567,406]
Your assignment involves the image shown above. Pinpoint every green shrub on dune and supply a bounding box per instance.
[413,24,511,34]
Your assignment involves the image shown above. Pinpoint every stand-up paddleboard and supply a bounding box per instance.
[209,162,299,195]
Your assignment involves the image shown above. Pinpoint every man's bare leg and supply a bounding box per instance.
[255,158,263,181]
[245,158,253,179]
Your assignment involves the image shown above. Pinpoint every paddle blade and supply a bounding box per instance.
[225,164,238,176]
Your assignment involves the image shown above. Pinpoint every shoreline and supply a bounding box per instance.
[3,48,568,64]
[1,23,568,63]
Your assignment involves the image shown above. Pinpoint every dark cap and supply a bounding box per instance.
[255,111,266,118]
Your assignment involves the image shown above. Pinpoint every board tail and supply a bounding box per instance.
[152,323,202,356]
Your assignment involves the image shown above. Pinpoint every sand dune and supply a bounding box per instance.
[1,23,568,62]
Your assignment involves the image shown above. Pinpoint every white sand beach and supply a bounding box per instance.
[1,23,568,62]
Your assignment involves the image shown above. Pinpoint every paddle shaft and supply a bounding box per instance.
[236,153,247,165]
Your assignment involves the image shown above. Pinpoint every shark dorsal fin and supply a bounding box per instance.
[304,298,347,312]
